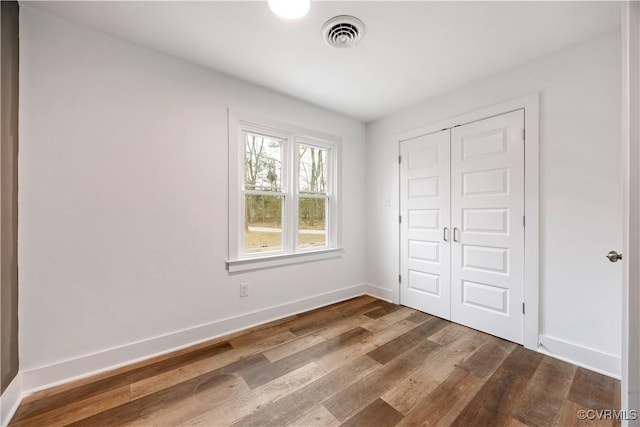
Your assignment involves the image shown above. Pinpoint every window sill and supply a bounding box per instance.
[227,248,344,273]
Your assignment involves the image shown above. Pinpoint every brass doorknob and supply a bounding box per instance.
[606,251,622,263]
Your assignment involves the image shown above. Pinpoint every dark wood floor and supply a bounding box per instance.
[9,296,620,426]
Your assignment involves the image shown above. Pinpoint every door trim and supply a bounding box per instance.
[396,93,540,351]
[622,1,639,420]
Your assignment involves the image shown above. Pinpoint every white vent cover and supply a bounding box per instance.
[322,15,365,48]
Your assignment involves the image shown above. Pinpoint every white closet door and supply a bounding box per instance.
[400,130,451,319]
[450,110,525,343]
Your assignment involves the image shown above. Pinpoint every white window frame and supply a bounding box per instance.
[227,110,343,272]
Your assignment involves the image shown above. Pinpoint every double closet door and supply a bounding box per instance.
[400,110,525,344]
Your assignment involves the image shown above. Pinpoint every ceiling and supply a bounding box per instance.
[25,1,621,122]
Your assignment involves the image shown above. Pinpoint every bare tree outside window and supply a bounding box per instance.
[245,133,282,192]
[298,144,329,248]
[298,145,327,194]
[244,133,283,253]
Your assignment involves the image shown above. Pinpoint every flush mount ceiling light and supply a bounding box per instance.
[322,15,365,48]
[268,0,310,20]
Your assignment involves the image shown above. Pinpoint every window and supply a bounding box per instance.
[297,143,329,249]
[244,132,285,254]
[228,112,342,271]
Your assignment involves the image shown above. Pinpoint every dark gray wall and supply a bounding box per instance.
[1,0,19,394]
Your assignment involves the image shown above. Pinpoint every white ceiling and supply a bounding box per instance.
[25,1,621,122]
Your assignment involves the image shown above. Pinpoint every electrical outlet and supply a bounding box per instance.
[240,283,249,297]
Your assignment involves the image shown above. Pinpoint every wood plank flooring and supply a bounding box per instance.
[9,296,621,426]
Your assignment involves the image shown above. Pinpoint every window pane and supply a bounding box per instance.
[298,197,327,248]
[245,195,282,254]
[298,145,328,194]
[244,132,282,192]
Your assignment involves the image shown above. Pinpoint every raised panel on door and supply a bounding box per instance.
[450,110,525,343]
[400,130,451,319]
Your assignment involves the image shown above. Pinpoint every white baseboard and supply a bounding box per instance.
[1,373,23,427]
[21,284,367,394]
[538,334,621,379]
[365,284,396,303]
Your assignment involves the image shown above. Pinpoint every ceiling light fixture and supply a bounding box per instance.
[268,0,310,20]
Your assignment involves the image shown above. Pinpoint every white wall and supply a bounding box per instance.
[18,7,366,389]
[366,32,623,376]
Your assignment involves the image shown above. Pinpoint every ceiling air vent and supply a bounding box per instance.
[322,15,365,48]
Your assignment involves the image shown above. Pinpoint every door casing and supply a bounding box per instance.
[622,1,639,421]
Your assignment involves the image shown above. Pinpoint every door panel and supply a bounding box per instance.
[400,130,451,319]
[451,110,525,343]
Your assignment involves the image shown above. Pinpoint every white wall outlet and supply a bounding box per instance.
[240,283,249,297]
[384,197,391,207]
